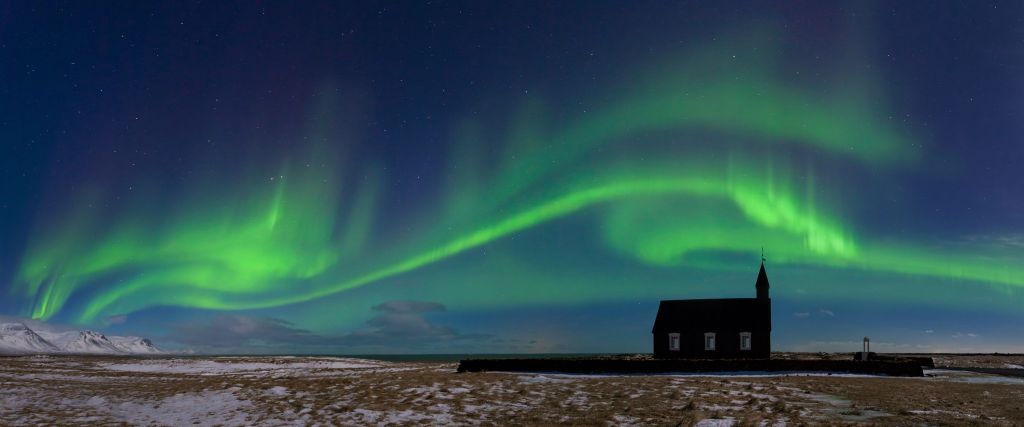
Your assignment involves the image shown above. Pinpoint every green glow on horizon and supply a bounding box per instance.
[12,36,1023,326]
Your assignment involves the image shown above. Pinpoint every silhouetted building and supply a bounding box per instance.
[652,261,771,359]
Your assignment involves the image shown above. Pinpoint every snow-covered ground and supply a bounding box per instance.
[0,356,1022,425]
[81,390,253,426]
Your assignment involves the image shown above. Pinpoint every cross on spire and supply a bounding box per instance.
[761,247,766,264]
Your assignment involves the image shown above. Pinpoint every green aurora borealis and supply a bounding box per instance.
[17,45,1023,320]
[4,4,1023,353]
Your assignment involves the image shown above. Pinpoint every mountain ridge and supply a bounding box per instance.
[0,322,162,355]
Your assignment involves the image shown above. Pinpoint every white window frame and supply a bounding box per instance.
[704,332,716,351]
[740,332,752,351]
[668,333,680,351]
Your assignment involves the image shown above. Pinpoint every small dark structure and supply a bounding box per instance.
[652,260,771,359]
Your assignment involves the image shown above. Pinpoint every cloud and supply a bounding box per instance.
[965,233,1024,249]
[793,312,810,318]
[337,300,491,349]
[818,309,834,317]
[372,300,446,314]
[163,301,496,354]
[951,332,979,339]
[104,314,127,325]
[166,315,323,351]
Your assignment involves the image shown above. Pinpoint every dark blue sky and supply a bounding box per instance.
[2,2,1023,353]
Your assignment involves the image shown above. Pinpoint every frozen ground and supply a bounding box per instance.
[0,355,1022,425]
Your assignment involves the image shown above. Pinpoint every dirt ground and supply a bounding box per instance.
[0,354,1022,426]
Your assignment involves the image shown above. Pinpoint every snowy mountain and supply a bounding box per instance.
[0,323,60,354]
[61,330,127,354]
[110,336,162,354]
[0,322,162,355]
[34,330,83,350]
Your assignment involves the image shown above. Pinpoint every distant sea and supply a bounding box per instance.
[178,353,623,362]
[350,353,620,362]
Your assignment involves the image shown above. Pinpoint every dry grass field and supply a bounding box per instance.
[1,354,1022,426]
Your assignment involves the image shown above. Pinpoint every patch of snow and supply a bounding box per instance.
[925,369,1024,385]
[609,414,643,426]
[696,418,737,427]
[81,390,253,426]
[907,408,982,419]
[265,386,289,396]
[343,407,453,425]
[701,404,744,411]
[517,374,575,384]
[404,383,441,395]
[802,392,890,421]
[461,404,484,413]
[1005,364,1023,369]
[561,390,589,408]
[953,375,1024,385]
[0,387,44,414]
[732,391,778,402]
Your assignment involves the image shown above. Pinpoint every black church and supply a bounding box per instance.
[652,261,772,359]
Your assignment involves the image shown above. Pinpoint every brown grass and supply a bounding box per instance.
[0,355,1021,425]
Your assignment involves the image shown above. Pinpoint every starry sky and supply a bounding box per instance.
[2,2,1023,354]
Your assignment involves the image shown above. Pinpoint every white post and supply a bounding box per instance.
[862,337,870,361]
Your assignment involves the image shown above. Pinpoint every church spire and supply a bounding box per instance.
[756,250,770,300]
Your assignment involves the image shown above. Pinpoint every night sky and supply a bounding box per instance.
[2,2,1023,354]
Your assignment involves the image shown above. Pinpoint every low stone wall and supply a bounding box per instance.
[457,358,925,377]
[854,352,935,368]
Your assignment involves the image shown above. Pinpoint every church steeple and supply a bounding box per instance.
[756,249,770,300]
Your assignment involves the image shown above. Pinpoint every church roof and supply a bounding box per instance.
[651,298,770,333]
